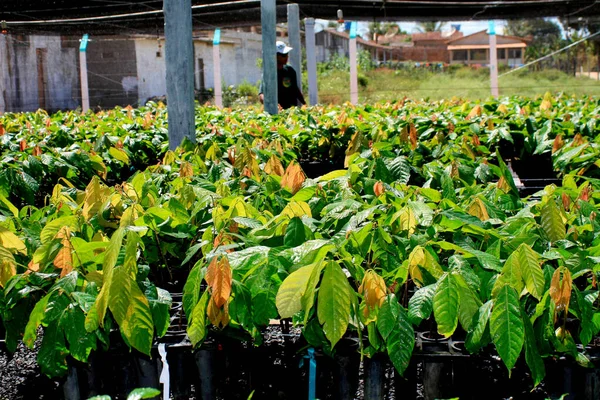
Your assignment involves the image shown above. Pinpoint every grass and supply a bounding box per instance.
[314,66,600,104]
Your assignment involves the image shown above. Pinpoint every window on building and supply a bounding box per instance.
[196,58,205,90]
[508,49,522,59]
[471,49,487,61]
[497,49,506,59]
[452,50,468,61]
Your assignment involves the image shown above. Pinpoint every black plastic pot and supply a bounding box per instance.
[363,353,386,400]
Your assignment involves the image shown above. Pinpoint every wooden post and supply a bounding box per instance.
[79,34,90,112]
[287,4,302,93]
[349,21,358,104]
[213,29,223,108]
[164,0,195,150]
[489,21,499,98]
[261,0,277,114]
[305,17,318,105]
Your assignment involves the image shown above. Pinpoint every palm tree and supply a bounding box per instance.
[415,21,446,33]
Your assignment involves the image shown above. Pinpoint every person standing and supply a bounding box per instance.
[259,41,306,109]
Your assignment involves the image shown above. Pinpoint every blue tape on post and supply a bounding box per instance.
[299,348,317,400]
[307,348,316,400]
[213,29,221,45]
[350,21,357,39]
[488,21,496,36]
[79,34,89,52]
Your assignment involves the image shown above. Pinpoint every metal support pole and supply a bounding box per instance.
[349,22,358,104]
[79,34,90,112]
[164,0,195,149]
[287,4,302,93]
[261,0,277,114]
[305,18,318,105]
[489,21,499,97]
[213,29,222,108]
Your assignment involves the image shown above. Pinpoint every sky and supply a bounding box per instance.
[314,19,509,39]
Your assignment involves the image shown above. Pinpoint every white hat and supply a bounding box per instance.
[276,41,293,54]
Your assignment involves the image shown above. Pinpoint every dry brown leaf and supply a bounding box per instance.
[20,140,27,151]
[409,123,417,150]
[552,135,564,154]
[281,162,305,194]
[373,181,385,197]
[561,193,571,211]
[0,124,5,135]
[466,105,482,120]
[180,162,194,178]
[54,238,73,277]
[205,256,232,308]
[265,155,285,176]
[572,133,585,147]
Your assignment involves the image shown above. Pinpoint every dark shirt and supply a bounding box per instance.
[277,65,300,109]
[260,65,302,109]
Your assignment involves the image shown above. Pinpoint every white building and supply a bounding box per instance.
[0,30,264,113]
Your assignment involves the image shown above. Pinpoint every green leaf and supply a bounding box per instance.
[454,273,482,331]
[379,295,414,376]
[37,323,69,377]
[388,156,411,184]
[96,227,125,324]
[127,387,162,400]
[518,244,545,300]
[276,264,315,318]
[491,285,524,374]
[378,294,401,340]
[284,217,306,248]
[120,282,154,355]
[301,261,326,324]
[317,261,352,348]
[521,304,545,387]
[183,263,205,318]
[61,305,97,362]
[433,273,460,337]
[407,284,435,325]
[541,197,565,243]
[109,147,130,164]
[40,216,79,244]
[188,291,209,347]
[23,294,51,348]
[492,252,523,297]
[465,300,493,353]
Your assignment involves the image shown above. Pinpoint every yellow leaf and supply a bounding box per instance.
[399,207,417,236]
[205,256,232,308]
[408,246,426,287]
[281,162,306,194]
[0,227,27,254]
[281,201,312,219]
[0,260,16,288]
[83,176,110,221]
[540,99,552,111]
[468,198,490,221]
[345,131,366,167]
[109,147,130,165]
[265,155,285,176]
[497,176,511,193]
[497,104,509,114]
[358,270,386,316]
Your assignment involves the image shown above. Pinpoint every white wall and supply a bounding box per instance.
[0,35,78,112]
[135,39,167,104]
[135,30,263,105]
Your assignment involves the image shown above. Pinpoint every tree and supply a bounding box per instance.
[414,21,446,33]
[505,19,564,65]
[368,22,405,43]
